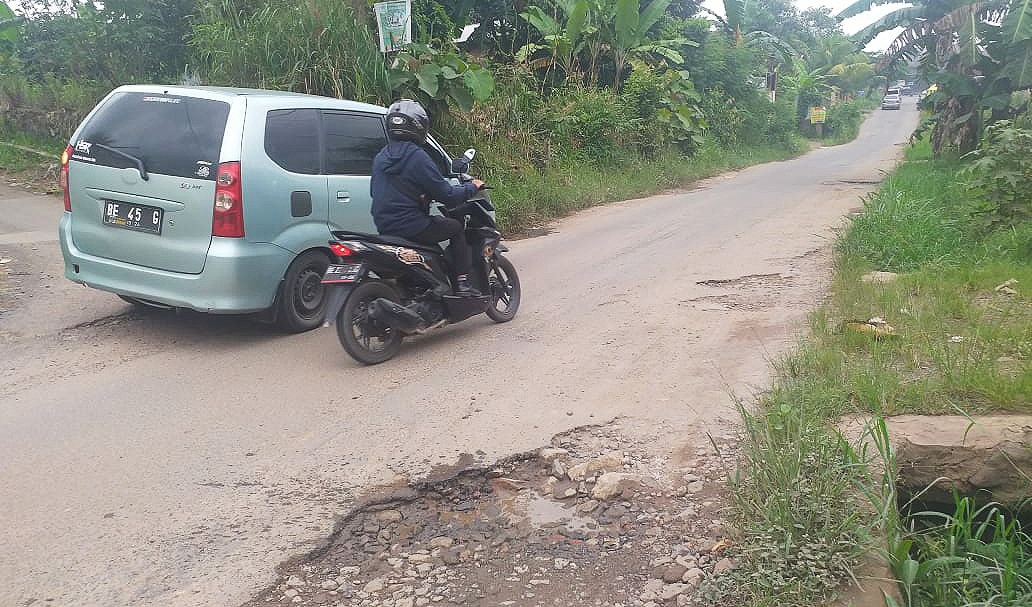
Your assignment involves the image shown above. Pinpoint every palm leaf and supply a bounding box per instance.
[1003,0,1032,43]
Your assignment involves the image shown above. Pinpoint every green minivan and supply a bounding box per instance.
[59,85,451,332]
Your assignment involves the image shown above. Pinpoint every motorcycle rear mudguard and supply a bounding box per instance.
[321,284,355,327]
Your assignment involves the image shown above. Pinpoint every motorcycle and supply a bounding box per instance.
[320,149,521,365]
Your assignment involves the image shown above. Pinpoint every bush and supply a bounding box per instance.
[548,85,635,166]
[823,100,863,140]
[700,86,745,149]
[619,66,665,157]
[964,119,1032,231]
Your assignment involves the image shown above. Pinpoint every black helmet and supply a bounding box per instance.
[386,99,429,143]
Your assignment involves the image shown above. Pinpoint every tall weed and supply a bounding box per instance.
[189,0,390,103]
[838,150,976,271]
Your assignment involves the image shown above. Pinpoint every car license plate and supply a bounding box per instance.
[102,201,163,235]
[322,263,363,283]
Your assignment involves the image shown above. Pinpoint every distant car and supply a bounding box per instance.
[881,93,902,110]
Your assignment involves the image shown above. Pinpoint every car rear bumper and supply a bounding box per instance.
[59,213,289,313]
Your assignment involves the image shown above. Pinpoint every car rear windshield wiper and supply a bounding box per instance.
[93,143,149,181]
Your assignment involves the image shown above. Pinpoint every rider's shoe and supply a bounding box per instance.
[454,274,481,297]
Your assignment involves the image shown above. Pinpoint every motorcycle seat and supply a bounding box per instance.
[330,231,443,255]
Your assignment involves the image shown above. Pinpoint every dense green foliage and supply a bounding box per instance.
[964,118,1032,231]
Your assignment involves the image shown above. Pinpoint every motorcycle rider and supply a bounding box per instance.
[370,99,485,296]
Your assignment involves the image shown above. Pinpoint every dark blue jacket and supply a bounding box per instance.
[370,141,479,237]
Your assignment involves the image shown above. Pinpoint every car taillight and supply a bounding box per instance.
[61,145,73,211]
[330,243,353,257]
[212,161,244,238]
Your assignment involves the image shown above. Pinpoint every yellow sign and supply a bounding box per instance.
[810,106,827,124]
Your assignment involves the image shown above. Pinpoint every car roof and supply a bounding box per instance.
[110,84,387,114]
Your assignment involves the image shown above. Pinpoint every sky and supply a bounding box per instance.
[701,0,910,52]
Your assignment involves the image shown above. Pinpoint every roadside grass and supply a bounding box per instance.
[477,136,808,234]
[714,139,1032,607]
[888,496,1032,607]
[0,130,64,193]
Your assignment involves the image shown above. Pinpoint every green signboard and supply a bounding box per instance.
[373,0,411,53]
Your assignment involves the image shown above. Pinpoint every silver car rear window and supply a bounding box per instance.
[73,92,230,180]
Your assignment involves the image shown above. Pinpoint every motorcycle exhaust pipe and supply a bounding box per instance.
[368,298,426,333]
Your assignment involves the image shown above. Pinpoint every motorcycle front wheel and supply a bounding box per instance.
[337,281,403,365]
[485,254,521,323]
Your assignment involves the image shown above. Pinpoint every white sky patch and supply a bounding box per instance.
[701,0,911,53]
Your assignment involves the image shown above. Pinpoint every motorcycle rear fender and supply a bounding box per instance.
[321,283,356,327]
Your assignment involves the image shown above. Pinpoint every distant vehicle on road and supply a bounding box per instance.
[882,92,902,110]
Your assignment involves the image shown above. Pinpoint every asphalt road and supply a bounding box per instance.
[0,100,920,607]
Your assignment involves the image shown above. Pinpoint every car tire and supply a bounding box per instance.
[276,250,331,333]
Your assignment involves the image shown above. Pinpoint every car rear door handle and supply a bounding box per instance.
[336,191,351,203]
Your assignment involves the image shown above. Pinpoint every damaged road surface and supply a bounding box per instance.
[245,426,740,607]
[0,105,920,607]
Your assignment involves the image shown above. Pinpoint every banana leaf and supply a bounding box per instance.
[835,0,911,21]
[1003,0,1032,43]
[851,6,928,46]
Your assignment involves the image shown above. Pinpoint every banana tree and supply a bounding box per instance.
[702,0,800,65]
[516,0,588,80]
[605,0,692,90]
[781,58,832,118]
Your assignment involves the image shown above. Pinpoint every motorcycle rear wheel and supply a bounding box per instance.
[337,281,403,365]
[485,255,520,323]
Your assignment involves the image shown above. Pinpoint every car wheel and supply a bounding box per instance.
[276,250,331,333]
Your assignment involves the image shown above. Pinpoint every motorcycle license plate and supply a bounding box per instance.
[321,263,363,283]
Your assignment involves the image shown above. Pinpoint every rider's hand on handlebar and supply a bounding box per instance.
[472,178,486,190]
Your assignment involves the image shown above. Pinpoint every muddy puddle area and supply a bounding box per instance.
[244,424,741,607]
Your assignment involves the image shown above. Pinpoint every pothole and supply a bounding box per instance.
[695,273,790,287]
[243,425,742,607]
